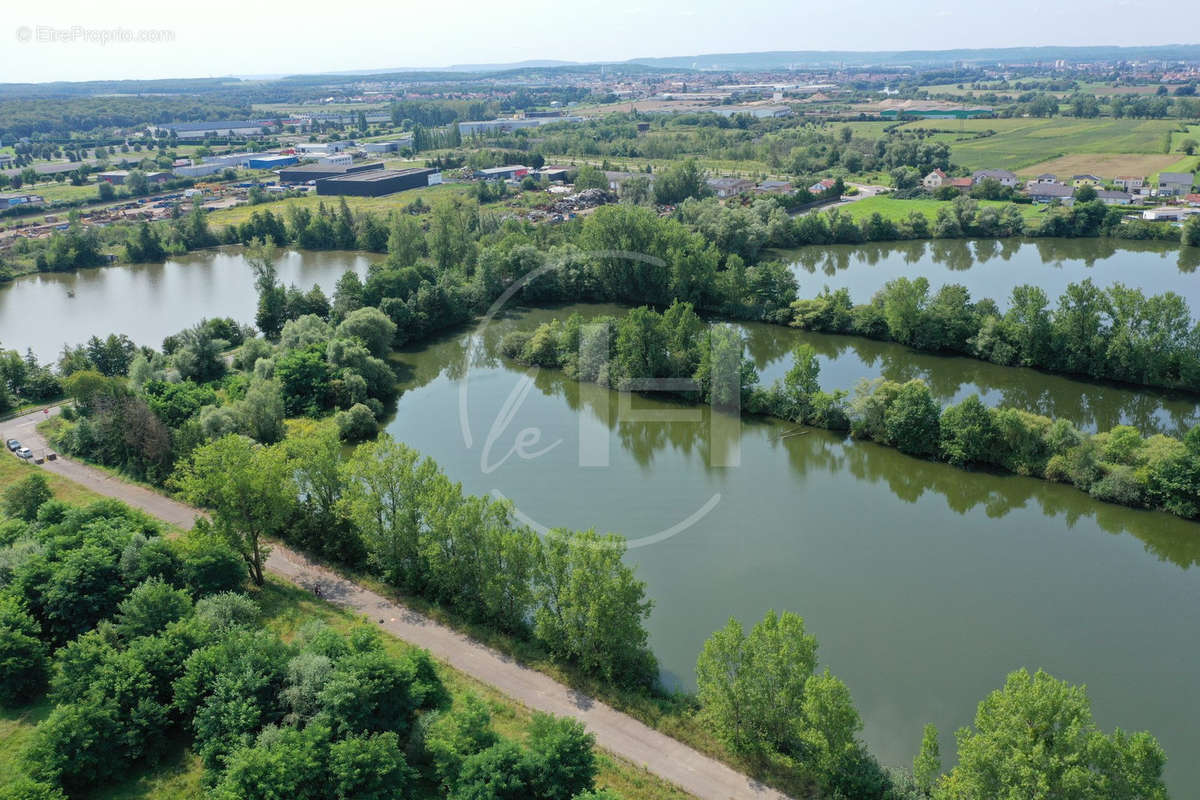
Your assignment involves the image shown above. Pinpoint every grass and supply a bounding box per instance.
[896,118,1182,171]
[204,182,471,227]
[0,454,104,506]
[834,194,1045,225]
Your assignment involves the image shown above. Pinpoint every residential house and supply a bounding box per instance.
[755,179,793,194]
[709,177,756,198]
[1026,182,1075,204]
[0,153,15,168]
[948,177,974,192]
[1114,175,1145,191]
[971,169,1018,187]
[1142,207,1193,222]
[1095,189,1133,206]
[1035,173,1058,184]
[1185,193,1200,207]
[923,169,948,189]
[807,178,837,195]
[1158,172,1195,197]
[1072,174,1104,187]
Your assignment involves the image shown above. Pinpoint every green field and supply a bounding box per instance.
[205,182,471,227]
[836,195,1045,225]
[896,118,1181,171]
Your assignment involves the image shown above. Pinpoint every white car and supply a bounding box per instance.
[15,447,33,460]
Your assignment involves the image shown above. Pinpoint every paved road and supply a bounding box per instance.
[3,408,791,800]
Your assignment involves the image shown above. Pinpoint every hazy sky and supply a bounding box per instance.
[5,0,1198,83]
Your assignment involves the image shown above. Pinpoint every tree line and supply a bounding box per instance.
[504,306,1200,520]
[0,482,621,800]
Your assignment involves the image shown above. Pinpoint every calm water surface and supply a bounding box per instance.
[785,238,1200,308]
[0,247,371,362]
[385,305,1200,791]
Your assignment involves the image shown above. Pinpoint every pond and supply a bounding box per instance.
[384,304,1200,791]
[784,238,1200,309]
[0,247,372,363]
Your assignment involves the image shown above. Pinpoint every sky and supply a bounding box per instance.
[4,0,1199,84]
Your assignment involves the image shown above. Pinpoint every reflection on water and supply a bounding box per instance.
[785,238,1200,309]
[385,306,1200,791]
[0,247,372,362]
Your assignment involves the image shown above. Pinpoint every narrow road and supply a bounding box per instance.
[3,408,791,800]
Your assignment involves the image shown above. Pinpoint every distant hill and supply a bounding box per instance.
[624,44,1200,70]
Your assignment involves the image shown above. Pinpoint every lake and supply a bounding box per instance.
[0,247,372,363]
[784,238,1200,308]
[4,245,1200,788]
[385,304,1200,791]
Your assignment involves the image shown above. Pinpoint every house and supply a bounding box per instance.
[1072,174,1104,187]
[1026,182,1075,204]
[1142,207,1193,222]
[808,178,838,195]
[948,177,974,192]
[0,153,14,168]
[922,169,948,189]
[1114,175,1145,191]
[1095,189,1133,206]
[709,177,755,198]
[1185,193,1200,207]
[1036,173,1058,184]
[971,169,1018,187]
[1158,172,1195,197]
[755,180,793,194]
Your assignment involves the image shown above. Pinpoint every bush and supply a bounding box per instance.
[2,474,53,522]
[0,597,48,705]
[335,403,378,442]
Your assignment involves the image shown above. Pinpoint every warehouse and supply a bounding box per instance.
[245,154,298,170]
[362,136,414,153]
[315,168,441,197]
[278,162,385,184]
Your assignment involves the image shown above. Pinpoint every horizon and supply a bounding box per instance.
[5,0,1200,83]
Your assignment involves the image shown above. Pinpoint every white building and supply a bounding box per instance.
[318,153,353,167]
[923,169,948,189]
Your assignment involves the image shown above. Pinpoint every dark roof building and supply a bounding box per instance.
[1027,182,1075,203]
[278,162,386,184]
[315,167,441,197]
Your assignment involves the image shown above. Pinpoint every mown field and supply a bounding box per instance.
[835,194,1046,225]
[204,182,471,227]
[896,117,1183,171]
[1018,153,1184,181]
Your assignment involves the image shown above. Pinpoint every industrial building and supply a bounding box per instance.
[245,154,298,170]
[361,136,414,154]
[161,119,279,139]
[278,162,386,184]
[96,170,171,185]
[476,165,530,181]
[458,116,583,137]
[173,163,228,178]
[315,168,442,197]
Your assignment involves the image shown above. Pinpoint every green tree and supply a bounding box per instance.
[1183,214,1200,248]
[913,722,941,794]
[329,732,415,800]
[937,669,1167,800]
[0,597,47,706]
[249,242,287,339]
[884,379,941,456]
[2,473,52,522]
[572,164,608,191]
[336,306,397,358]
[525,713,597,799]
[114,577,193,639]
[387,213,427,267]
[170,435,295,586]
[534,529,656,686]
[939,395,997,466]
[653,159,709,205]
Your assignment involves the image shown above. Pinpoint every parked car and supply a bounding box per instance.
[15,447,33,460]
[5,439,20,451]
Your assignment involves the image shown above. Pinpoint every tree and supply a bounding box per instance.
[572,164,608,191]
[336,307,396,358]
[939,395,997,466]
[796,669,862,777]
[695,610,819,754]
[1183,214,1200,248]
[1181,137,1198,156]
[329,732,415,800]
[2,473,52,522]
[387,213,427,267]
[114,577,193,639]
[534,529,656,686]
[913,723,941,794]
[335,403,377,442]
[653,159,709,205]
[97,181,115,201]
[1075,184,1098,203]
[170,435,295,586]
[884,380,941,457]
[525,713,597,799]
[249,243,287,339]
[0,597,47,705]
[937,669,1167,800]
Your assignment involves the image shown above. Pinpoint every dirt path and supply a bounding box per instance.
[3,408,791,800]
